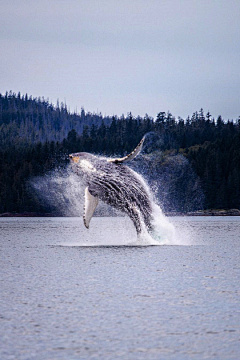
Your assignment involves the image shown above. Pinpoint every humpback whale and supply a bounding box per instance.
[69,137,153,235]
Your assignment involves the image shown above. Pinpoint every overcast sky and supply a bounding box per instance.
[1,0,240,120]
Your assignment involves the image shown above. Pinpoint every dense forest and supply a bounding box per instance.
[0,91,113,145]
[0,91,240,215]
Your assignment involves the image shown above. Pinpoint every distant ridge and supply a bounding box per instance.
[0,91,113,144]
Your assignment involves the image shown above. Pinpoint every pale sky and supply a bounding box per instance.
[1,0,240,120]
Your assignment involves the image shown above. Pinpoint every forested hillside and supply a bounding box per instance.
[0,91,113,145]
[0,91,240,214]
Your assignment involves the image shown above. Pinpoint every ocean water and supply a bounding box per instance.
[0,216,240,359]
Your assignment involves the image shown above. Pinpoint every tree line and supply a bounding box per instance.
[0,91,240,214]
[0,91,113,145]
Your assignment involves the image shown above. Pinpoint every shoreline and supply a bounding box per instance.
[1,209,240,217]
[165,209,240,216]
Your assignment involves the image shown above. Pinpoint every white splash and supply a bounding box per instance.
[30,164,188,247]
[79,159,96,172]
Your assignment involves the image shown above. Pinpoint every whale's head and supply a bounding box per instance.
[69,136,145,182]
[69,152,98,173]
[69,152,105,183]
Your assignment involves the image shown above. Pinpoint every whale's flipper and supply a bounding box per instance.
[108,136,145,164]
[83,186,98,228]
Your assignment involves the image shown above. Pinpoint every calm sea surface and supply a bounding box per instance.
[0,216,240,360]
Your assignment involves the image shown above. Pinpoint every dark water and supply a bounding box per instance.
[0,217,240,359]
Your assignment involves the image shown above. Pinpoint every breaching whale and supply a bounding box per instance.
[69,137,153,235]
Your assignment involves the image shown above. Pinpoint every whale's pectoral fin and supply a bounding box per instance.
[108,136,145,163]
[83,186,99,229]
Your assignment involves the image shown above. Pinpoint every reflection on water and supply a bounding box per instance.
[0,216,240,360]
